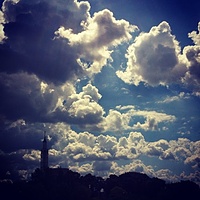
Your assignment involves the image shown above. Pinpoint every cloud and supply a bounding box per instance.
[53,83,105,124]
[155,169,178,183]
[23,149,40,161]
[103,109,130,132]
[78,131,96,147]
[0,72,58,122]
[182,22,200,96]
[0,121,47,153]
[117,21,200,95]
[115,132,145,159]
[67,98,104,123]
[141,137,197,163]
[1,121,199,184]
[157,92,189,103]
[0,149,38,180]
[0,1,180,133]
[0,70,105,125]
[0,0,199,187]
[50,125,173,166]
[144,139,169,157]
[0,0,93,84]
[0,0,138,86]
[188,22,200,46]
[56,8,137,76]
[93,160,112,171]
[180,171,200,186]
[0,10,6,42]
[53,91,175,133]
[86,106,176,133]
[8,119,26,129]
[131,109,176,131]
[168,138,194,162]
[110,160,155,178]
[116,21,187,86]
[2,0,91,33]
[0,70,107,130]
[69,163,93,176]
[184,140,200,169]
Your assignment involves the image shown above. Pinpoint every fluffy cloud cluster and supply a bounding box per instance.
[38,124,198,172]
[79,105,176,133]
[2,119,199,184]
[117,21,200,95]
[183,22,200,96]
[102,106,176,132]
[131,110,176,131]
[0,71,103,126]
[56,9,137,76]
[53,83,105,124]
[0,65,104,126]
[19,123,199,184]
[37,127,146,164]
[116,21,187,86]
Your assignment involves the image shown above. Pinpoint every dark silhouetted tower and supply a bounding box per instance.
[40,131,48,170]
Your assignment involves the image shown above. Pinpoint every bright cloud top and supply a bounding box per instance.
[116,21,200,96]
[56,9,137,76]
[117,21,187,86]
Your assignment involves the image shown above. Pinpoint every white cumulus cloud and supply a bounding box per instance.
[116,21,187,86]
[56,9,137,77]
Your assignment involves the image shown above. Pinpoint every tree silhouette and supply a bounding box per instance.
[1,169,199,200]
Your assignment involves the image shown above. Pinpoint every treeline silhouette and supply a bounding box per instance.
[0,168,199,200]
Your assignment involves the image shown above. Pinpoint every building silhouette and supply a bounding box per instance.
[40,131,48,171]
[38,132,74,177]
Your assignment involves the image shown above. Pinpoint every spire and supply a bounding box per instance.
[43,131,47,147]
[40,131,48,170]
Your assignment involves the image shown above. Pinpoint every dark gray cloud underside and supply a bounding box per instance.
[0,0,85,84]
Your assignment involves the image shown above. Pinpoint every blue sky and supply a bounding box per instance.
[0,0,200,185]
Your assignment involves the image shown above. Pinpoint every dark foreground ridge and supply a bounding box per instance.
[0,168,199,200]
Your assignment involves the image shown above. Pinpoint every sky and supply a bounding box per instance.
[0,0,200,185]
